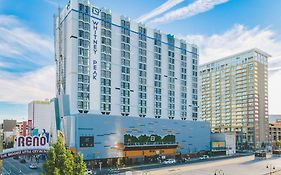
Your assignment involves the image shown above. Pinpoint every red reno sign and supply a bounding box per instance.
[15,136,48,148]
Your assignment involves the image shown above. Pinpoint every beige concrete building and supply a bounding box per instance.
[28,100,52,132]
[269,121,281,142]
[2,119,16,132]
[199,48,270,149]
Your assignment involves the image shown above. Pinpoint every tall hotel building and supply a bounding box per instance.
[199,49,270,149]
[55,0,199,121]
[52,0,211,161]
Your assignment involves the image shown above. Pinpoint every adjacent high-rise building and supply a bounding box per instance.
[28,100,52,132]
[199,49,270,149]
[269,121,281,143]
[55,0,199,121]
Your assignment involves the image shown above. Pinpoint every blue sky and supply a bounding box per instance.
[0,0,281,122]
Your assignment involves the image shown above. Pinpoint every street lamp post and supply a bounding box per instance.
[266,164,276,175]
[214,169,224,175]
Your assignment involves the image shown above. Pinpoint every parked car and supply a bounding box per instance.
[13,155,19,160]
[29,163,38,169]
[20,158,26,163]
[84,169,93,175]
[183,157,191,162]
[199,155,209,160]
[162,159,176,164]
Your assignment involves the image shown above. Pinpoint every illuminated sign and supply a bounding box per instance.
[1,135,49,160]
[93,60,98,80]
[92,20,98,54]
[15,136,48,148]
[92,7,100,15]
[92,19,99,80]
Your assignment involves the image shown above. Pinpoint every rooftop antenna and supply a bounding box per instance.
[53,0,64,95]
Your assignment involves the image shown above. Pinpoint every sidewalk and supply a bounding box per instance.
[265,170,281,175]
[117,153,253,171]
[90,153,254,175]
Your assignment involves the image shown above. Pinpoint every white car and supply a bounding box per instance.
[183,157,191,162]
[29,163,38,169]
[162,159,176,164]
[85,169,93,175]
[199,155,209,160]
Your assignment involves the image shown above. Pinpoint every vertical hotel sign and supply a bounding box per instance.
[92,7,100,80]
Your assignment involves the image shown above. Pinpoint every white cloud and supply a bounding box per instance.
[151,0,229,24]
[0,15,55,104]
[0,65,55,104]
[182,24,281,114]
[184,24,281,64]
[44,0,59,7]
[136,0,184,23]
[0,15,53,67]
[0,62,10,68]
[0,15,21,27]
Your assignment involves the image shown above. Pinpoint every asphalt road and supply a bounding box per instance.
[91,154,252,174]
[132,155,281,175]
[2,157,42,175]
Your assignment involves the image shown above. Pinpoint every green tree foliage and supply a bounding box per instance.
[6,141,14,149]
[73,153,87,175]
[261,142,266,149]
[276,140,281,149]
[43,136,86,175]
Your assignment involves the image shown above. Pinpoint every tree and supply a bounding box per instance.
[261,142,266,149]
[43,136,86,175]
[73,153,86,174]
[43,146,56,174]
[276,140,281,149]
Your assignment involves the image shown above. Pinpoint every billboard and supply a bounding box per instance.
[124,134,176,146]
[1,135,49,160]
[211,142,225,148]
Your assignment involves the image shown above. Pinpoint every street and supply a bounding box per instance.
[2,157,42,175]
[132,155,281,175]
[2,154,281,175]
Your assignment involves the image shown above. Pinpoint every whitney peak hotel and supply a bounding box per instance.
[53,0,210,163]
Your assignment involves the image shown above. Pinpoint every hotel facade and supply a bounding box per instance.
[55,0,199,120]
[54,0,210,161]
[199,49,270,149]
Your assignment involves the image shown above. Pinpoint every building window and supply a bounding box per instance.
[167,34,175,119]
[153,32,162,118]
[120,19,131,116]
[77,3,91,113]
